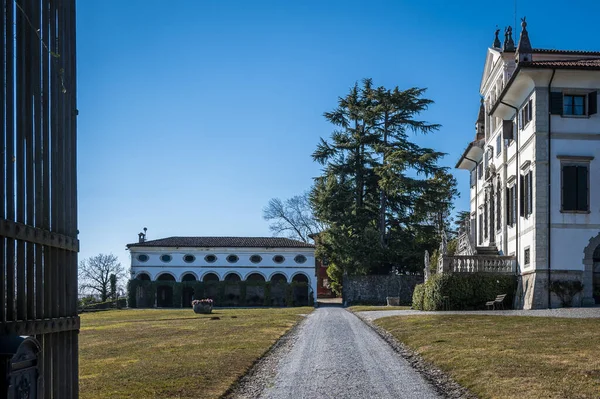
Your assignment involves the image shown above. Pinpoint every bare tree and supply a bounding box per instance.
[263,191,324,243]
[78,254,126,302]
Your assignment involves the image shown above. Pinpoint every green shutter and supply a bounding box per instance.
[562,165,578,211]
[512,186,517,225]
[589,91,597,115]
[577,166,589,211]
[550,92,563,115]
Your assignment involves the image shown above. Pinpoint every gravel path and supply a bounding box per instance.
[242,307,441,399]
[358,307,600,321]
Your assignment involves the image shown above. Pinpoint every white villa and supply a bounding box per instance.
[455,19,600,308]
[127,234,317,306]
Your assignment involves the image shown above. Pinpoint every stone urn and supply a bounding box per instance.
[193,302,213,314]
[386,297,400,306]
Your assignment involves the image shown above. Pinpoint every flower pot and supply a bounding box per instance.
[193,303,213,314]
[386,296,400,306]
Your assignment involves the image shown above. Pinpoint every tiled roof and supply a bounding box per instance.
[521,59,600,69]
[127,236,315,249]
[533,48,600,56]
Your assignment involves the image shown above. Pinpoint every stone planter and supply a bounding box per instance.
[193,303,213,314]
[386,296,400,306]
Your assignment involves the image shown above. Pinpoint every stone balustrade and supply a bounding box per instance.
[439,255,515,274]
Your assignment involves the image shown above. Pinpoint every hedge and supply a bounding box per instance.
[127,280,313,308]
[79,298,127,312]
[412,273,517,311]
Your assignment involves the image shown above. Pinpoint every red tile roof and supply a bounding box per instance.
[521,59,600,69]
[533,48,600,56]
[127,236,315,248]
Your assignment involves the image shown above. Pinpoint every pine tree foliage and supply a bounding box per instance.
[311,79,458,279]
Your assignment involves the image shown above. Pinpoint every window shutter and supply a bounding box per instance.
[562,165,578,211]
[589,91,597,115]
[503,120,513,141]
[550,92,563,115]
[519,175,525,217]
[527,172,533,216]
[577,166,589,211]
[511,184,517,225]
[505,187,510,226]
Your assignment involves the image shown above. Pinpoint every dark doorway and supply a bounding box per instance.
[594,245,600,304]
[181,273,197,282]
[156,285,174,307]
[182,287,195,307]
[203,273,219,283]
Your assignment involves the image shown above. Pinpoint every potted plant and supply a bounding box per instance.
[192,298,214,314]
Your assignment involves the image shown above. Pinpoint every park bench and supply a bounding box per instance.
[486,294,507,310]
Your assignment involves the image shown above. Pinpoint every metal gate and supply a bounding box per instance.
[1,0,79,397]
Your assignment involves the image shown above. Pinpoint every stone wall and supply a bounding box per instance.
[342,275,423,306]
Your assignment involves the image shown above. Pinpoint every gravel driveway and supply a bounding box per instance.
[257,307,440,399]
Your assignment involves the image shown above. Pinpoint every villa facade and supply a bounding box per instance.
[455,19,600,308]
[127,235,317,307]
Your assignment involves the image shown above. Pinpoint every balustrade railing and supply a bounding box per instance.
[439,255,515,274]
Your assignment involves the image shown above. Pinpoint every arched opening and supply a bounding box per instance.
[246,273,265,282]
[224,273,241,282]
[202,273,219,283]
[156,274,175,307]
[270,273,287,284]
[245,273,266,306]
[270,273,287,307]
[181,273,197,282]
[292,273,309,306]
[136,272,151,281]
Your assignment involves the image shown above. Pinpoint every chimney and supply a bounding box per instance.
[515,17,533,63]
[138,227,147,243]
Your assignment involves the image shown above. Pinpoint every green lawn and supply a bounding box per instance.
[376,315,600,399]
[348,305,412,312]
[79,308,312,399]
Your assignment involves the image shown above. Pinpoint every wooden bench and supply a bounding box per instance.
[486,294,507,310]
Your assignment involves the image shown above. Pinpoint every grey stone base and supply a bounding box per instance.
[517,270,585,309]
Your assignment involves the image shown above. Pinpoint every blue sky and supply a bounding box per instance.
[76,0,600,269]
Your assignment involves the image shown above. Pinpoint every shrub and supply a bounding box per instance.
[549,280,583,308]
[419,273,517,311]
[412,283,426,310]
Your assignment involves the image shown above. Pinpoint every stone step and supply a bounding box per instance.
[476,246,499,255]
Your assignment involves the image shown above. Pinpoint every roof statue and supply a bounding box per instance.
[503,26,515,52]
[516,17,533,62]
[493,27,501,48]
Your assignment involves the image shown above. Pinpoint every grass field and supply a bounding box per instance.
[376,315,600,399]
[79,307,312,399]
[348,305,412,312]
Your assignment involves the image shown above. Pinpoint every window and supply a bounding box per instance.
[524,247,531,265]
[137,254,149,262]
[561,164,589,212]
[294,255,307,264]
[496,184,502,230]
[564,94,585,116]
[273,255,285,264]
[183,254,195,263]
[226,255,239,263]
[496,135,502,156]
[204,254,217,263]
[551,91,597,116]
[478,162,484,180]
[520,171,533,218]
[478,213,483,244]
[160,254,172,263]
[250,255,262,264]
[483,194,488,240]
[470,169,476,188]
[519,99,533,130]
[506,184,517,227]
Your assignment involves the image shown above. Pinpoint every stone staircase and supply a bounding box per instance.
[475,245,499,256]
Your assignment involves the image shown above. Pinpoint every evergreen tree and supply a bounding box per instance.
[311,79,458,282]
